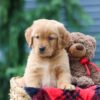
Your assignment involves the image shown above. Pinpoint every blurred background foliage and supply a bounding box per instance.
[0,0,92,99]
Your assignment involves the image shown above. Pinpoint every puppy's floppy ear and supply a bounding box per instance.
[57,24,70,49]
[25,26,33,48]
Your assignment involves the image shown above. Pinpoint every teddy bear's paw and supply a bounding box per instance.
[77,76,94,87]
[58,83,75,90]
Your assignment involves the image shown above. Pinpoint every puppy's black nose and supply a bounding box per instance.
[39,47,45,53]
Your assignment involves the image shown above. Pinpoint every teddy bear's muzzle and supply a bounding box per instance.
[69,43,86,58]
[76,45,84,51]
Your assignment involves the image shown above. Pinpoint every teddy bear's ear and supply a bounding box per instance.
[85,35,96,59]
[86,35,96,49]
[57,24,71,49]
[25,26,34,48]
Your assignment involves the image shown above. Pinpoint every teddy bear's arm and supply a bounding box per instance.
[77,76,94,87]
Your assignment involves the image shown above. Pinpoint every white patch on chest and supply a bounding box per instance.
[42,61,51,87]
[42,62,55,87]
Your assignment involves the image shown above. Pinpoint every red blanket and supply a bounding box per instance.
[25,85,100,100]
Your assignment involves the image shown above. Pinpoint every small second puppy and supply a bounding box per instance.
[24,19,75,90]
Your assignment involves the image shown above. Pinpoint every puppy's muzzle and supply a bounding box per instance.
[39,47,46,53]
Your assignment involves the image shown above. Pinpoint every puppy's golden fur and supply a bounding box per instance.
[24,19,75,90]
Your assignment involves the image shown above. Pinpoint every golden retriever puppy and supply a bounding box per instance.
[24,19,75,90]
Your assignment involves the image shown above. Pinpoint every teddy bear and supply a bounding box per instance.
[66,32,100,87]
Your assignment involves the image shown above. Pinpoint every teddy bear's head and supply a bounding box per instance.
[67,32,96,60]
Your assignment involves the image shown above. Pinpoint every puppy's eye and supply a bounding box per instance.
[35,36,39,39]
[48,37,54,41]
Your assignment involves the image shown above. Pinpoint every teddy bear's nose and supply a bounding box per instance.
[76,45,84,50]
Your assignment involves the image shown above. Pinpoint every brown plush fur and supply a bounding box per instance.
[24,19,75,90]
[66,32,100,87]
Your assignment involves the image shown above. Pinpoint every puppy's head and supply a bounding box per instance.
[25,19,70,57]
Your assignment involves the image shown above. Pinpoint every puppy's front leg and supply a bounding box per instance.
[24,67,42,88]
[56,67,75,90]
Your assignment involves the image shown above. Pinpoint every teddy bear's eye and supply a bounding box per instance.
[80,41,84,44]
[74,41,77,43]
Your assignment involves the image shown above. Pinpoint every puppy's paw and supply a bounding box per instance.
[58,83,75,90]
[66,84,75,90]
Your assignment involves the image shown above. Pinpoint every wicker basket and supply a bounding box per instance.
[9,77,31,100]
